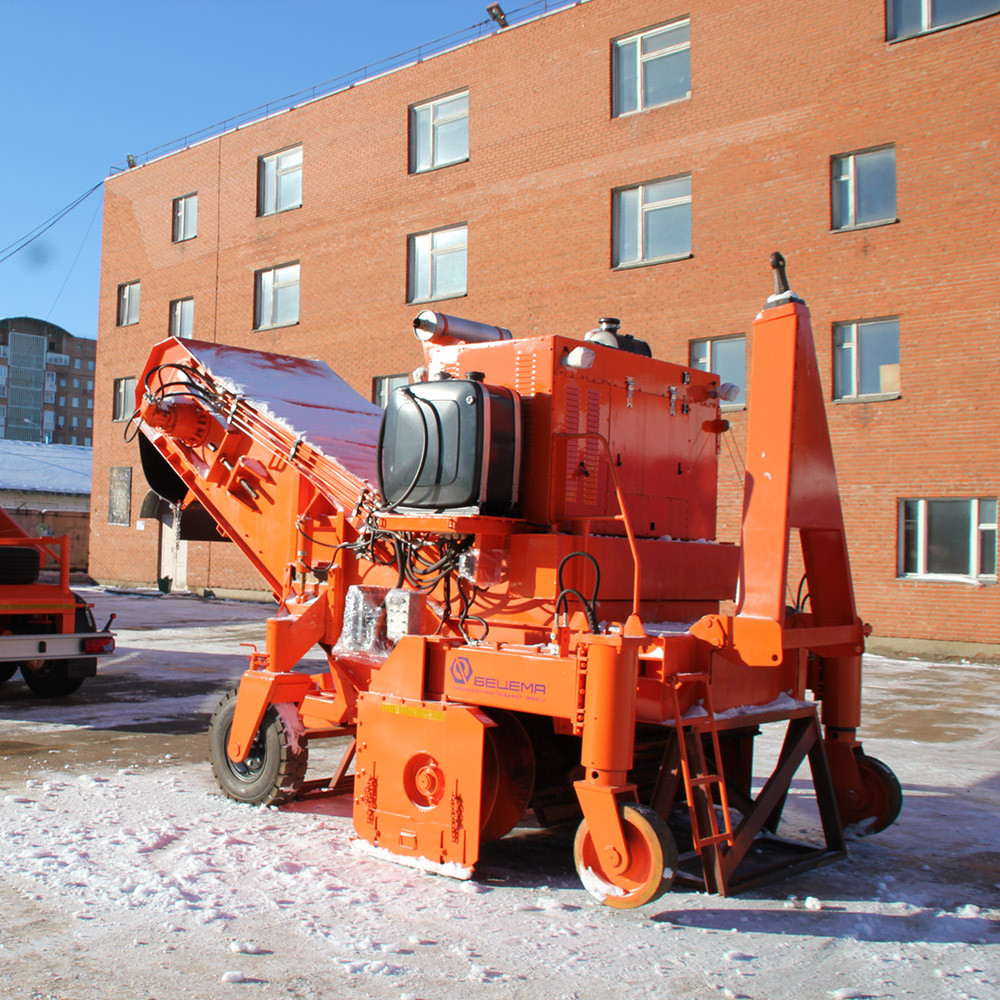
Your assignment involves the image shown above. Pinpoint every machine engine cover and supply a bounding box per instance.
[380,379,520,514]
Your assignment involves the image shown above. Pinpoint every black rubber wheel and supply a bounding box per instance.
[208,689,308,806]
[848,754,903,835]
[0,547,41,585]
[0,663,17,683]
[17,594,97,698]
[20,659,85,697]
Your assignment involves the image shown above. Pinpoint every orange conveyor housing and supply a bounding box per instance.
[134,255,900,907]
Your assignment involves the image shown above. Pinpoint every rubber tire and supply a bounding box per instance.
[20,659,85,697]
[19,595,97,698]
[0,547,41,585]
[851,755,903,835]
[573,802,678,909]
[208,689,308,806]
[0,663,17,684]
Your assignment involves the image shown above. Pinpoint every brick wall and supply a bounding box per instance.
[91,0,1000,642]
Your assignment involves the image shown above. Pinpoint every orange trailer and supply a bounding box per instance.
[0,508,115,697]
[134,255,900,907]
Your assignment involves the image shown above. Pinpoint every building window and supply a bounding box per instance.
[57,415,65,428]
[258,146,302,216]
[73,378,80,389]
[613,20,691,116]
[408,226,467,302]
[614,175,692,267]
[71,397,79,408]
[87,360,95,371]
[832,147,896,230]
[833,318,900,400]
[255,263,300,329]
[170,297,194,338]
[74,358,81,369]
[372,373,410,408]
[43,410,55,431]
[172,193,198,242]
[689,336,746,406]
[900,498,997,580]
[888,0,1000,38]
[411,91,469,172]
[113,377,136,422]
[117,281,140,326]
[108,466,132,526]
[71,415,79,428]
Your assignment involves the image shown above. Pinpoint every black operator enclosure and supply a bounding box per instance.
[379,379,521,514]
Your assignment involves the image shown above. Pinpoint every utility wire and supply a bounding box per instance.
[46,188,104,320]
[0,182,103,266]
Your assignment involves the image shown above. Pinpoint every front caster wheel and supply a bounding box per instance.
[208,689,308,806]
[573,802,678,909]
[842,754,902,835]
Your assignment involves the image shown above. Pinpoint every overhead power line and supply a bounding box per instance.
[0,182,103,266]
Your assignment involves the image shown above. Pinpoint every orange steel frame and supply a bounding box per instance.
[135,263,893,903]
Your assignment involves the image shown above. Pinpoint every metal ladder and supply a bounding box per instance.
[669,672,735,853]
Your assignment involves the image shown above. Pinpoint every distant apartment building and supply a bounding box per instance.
[0,318,97,447]
[91,0,1000,652]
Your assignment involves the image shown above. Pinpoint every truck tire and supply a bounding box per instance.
[20,660,85,697]
[0,547,41,585]
[19,595,97,698]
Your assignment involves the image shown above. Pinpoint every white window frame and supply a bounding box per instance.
[172,192,198,242]
[888,0,1000,39]
[255,262,300,330]
[117,281,140,326]
[831,146,897,230]
[689,335,747,408]
[112,376,136,422]
[613,175,692,267]
[832,318,901,401]
[898,497,998,582]
[170,297,195,338]
[411,91,469,173]
[613,19,691,117]
[408,225,468,303]
[258,146,303,216]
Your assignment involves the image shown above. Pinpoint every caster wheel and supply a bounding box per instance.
[208,689,307,806]
[573,803,677,909]
[843,755,902,834]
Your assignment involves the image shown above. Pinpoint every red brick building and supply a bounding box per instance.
[91,0,1000,654]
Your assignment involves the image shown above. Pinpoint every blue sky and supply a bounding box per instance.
[0,0,517,340]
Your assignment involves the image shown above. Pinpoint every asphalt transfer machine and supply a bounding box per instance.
[131,255,901,908]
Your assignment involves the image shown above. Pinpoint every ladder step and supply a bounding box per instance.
[688,774,724,788]
[693,831,733,848]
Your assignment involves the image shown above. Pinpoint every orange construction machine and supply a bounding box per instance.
[134,254,900,907]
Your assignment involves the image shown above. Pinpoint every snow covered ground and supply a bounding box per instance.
[0,589,997,1000]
